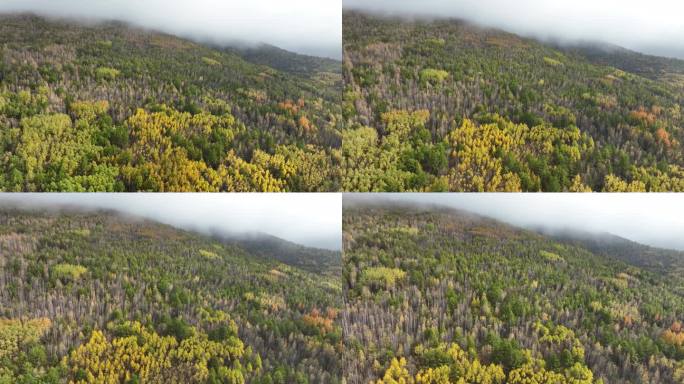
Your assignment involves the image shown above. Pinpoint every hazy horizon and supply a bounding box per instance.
[0,194,342,251]
[0,0,342,59]
[344,0,684,60]
[345,194,684,252]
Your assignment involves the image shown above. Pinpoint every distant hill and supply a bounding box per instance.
[539,227,684,274]
[0,13,342,192]
[0,208,342,383]
[218,232,342,276]
[343,201,684,383]
[560,42,684,83]
[342,11,684,192]
[234,44,341,76]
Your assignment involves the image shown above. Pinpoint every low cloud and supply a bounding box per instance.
[0,0,342,59]
[0,193,342,250]
[344,0,684,60]
[345,193,684,251]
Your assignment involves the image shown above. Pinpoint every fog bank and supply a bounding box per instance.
[344,193,684,251]
[0,0,342,59]
[0,193,342,250]
[344,0,684,60]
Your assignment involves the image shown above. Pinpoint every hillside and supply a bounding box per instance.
[0,14,342,192]
[234,44,341,77]
[561,43,684,85]
[0,208,342,383]
[342,11,684,192]
[226,233,342,276]
[342,201,684,383]
[539,228,684,275]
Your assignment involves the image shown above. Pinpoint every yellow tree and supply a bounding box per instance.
[446,118,521,192]
[376,357,414,384]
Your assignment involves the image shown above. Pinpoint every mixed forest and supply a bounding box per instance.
[342,11,684,191]
[0,208,342,383]
[342,201,684,383]
[0,14,342,192]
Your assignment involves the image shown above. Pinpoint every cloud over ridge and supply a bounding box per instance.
[0,193,342,251]
[0,0,342,59]
[344,0,684,59]
[345,193,684,252]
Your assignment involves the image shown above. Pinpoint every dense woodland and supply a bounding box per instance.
[0,209,342,383]
[0,14,342,191]
[342,11,684,191]
[342,202,684,383]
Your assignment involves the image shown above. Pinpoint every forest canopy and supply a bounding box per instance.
[342,11,684,192]
[0,14,342,192]
[0,208,343,383]
[342,201,684,383]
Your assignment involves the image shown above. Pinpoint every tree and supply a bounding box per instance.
[375,357,413,384]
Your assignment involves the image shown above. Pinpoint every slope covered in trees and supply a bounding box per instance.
[342,11,684,191]
[0,208,342,383]
[342,201,684,383]
[230,234,342,276]
[561,43,684,85]
[234,45,341,78]
[540,228,684,275]
[0,14,342,191]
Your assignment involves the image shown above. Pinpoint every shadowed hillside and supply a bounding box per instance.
[539,227,684,275]
[226,233,341,276]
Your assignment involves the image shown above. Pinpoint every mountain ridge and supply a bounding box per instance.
[344,197,684,273]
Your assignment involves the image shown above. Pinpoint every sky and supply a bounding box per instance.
[344,0,684,60]
[0,0,342,59]
[345,193,684,251]
[0,193,342,250]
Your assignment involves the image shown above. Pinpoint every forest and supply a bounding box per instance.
[342,11,684,191]
[0,208,342,383]
[0,14,342,192]
[342,201,684,383]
